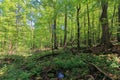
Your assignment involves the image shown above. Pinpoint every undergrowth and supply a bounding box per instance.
[0,50,120,80]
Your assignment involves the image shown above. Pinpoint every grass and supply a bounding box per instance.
[0,49,120,80]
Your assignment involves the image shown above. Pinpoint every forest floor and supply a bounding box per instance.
[0,48,120,80]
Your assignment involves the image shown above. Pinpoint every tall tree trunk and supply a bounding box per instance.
[60,36,63,47]
[100,1,112,48]
[70,19,73,42]
[63,10,67,48]
[84,14,87,45]
[92,12,95,45]
[77,4,80,49]
[117,4,120,42]
[97,16,101,43]
[53,18,58,49]
[87,4,91,47]
[110,4,116,39]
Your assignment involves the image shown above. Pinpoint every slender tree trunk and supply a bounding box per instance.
[63,8,67,48]
[92,12,95,45]
[70,19,74,42]
[110,4,116,39]
[77,4,80,49]
[70,19,73,42]
[60,36,62,47]
[87,4,91,47]
[14,4,21,52]
[53,18,58,49]
[98,13,101,43]
[117,4,120,42]
[84,14,87,45]
[100,1,112,48]
[3,28,7,52]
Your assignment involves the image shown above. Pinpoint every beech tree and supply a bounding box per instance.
[100,0,112,48]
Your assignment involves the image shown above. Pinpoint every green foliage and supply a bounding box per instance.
[0,0,120,79]
[0,0,119,51]
[0,49,120,79]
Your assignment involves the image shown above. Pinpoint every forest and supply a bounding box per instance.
[0,0,120,80]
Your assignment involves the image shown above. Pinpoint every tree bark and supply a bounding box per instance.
[117,4,120,42]
[77,4,80,49]
[53,18,58,49]
[110,4,116,39]
[92,12,95,45]
[100,1,112,48]
[84,14,87,45]
[63,10,67,48]
[87,4,91,47]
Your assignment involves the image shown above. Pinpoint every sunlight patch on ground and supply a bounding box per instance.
[0,66,7,76]
[0,71,4,76]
